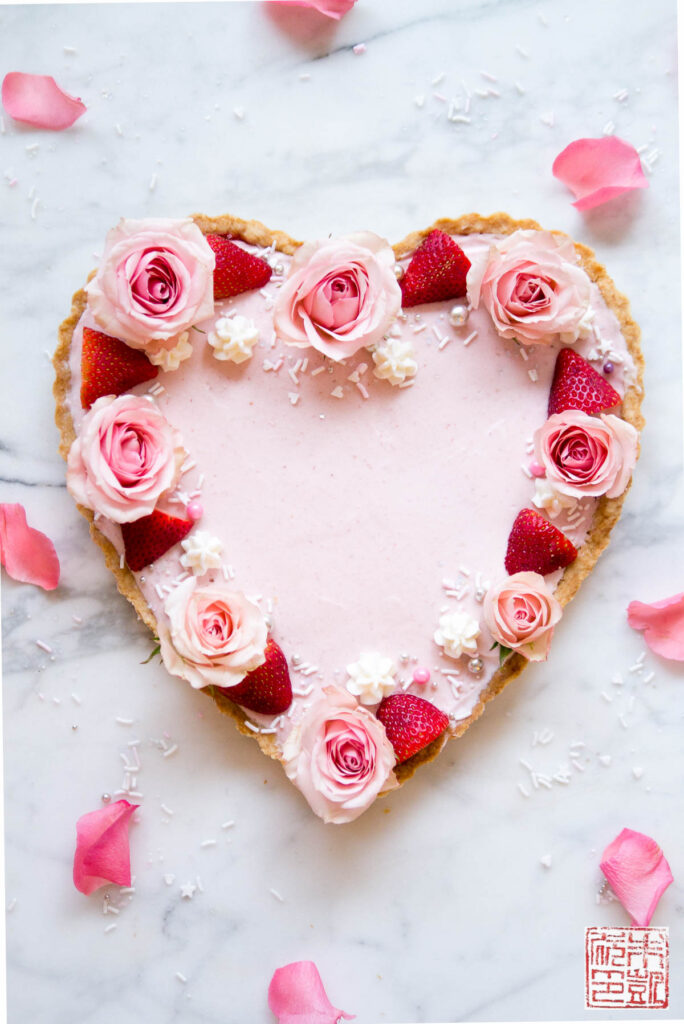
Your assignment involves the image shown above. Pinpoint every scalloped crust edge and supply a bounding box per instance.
[53,211,644,795]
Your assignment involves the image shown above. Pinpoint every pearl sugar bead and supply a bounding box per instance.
[449,304,469,328]
[468,657,484,675]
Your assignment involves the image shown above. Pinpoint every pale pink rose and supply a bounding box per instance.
[86,218,215,358]
[467,230,592,345]
[159,577,267,690]
[273,233,402,362]
[484,572,562,662]
[535,410,638,499]
[66,395,185,523]
[282,686,397,824]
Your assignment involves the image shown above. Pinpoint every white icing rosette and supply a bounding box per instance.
[434,610,481,660]
[345,651,397,705]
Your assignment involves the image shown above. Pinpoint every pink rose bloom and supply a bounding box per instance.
[467,229,592,345]
[273,233,402,362]
[283,686,397,824]
[66,395,185,523]
[159,577,267,689]
[484,571,562,661]
[535,410,638,499]
[86,218,215,358]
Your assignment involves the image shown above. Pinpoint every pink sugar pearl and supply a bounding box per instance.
[412,667,431,685]
[529,461,545,478]
[187,501,204,522]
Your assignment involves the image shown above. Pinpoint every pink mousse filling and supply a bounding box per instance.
[67,234,635,745]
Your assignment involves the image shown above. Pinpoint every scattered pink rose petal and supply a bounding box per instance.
[73,800,138,895]
[552,137,648,211]
[0,503,60,590]
[2,72,86,130]
[268,0,356,19]
[628,593,684,661]
[600,828,673,926]
[268,961,354,1024]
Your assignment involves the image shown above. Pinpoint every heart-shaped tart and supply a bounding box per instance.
[54,212,644,824]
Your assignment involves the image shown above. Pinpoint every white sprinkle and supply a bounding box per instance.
[553,772,571,785]
[114,123,123,136]
[480,70,498,83]
[540,854,553,868]
[119,552,125,569]
[598,754,612,766]
[52,697,61,706]
[25,143,40,154]
[570,757,585,773]
[352,43,366,55]
[244,721,260,732]
[515,81,526,95]
[104,903,120,915]
[195,875,204,892]
[269,887,285,902]
[643,671,655,684]
[330,386,344,399]
[414,94,425,109]
[520,463,533,479]
[355,380,369,398]
[149,173,157,191]
[72,615,83,625]
[35,640,53,654]
[287,367,300,386]
[433,91,447,103]
[517,782,530,798]
[632,766,644,780]
[515,44,530,58]
[540,112,555,128]
[535,773,552,790]
[154,583,165,601]
[528,368,539,383]
[160,803,174,816]
[519,757,533,771]
[450,114,472,125]
[432,71,446,85]
[6,898,17,912]
[431,323,442,341]
[71,693,81,705]
[163,873,175,886]
[288,392,300,406]
[180,457,196,474]
[30,197,40,220]
[601,691,613,703]
[260,727,277,735]
[438,335,451,351]
[463,330,478,347]
[311,365,326,376]
[486,88,501,98]
[569,739,584,749]
[603,120,616,136]
[636,650,646,664]
[162,744,178,758]
[115,716,134,726]
[233,106,245,121]
[176,972,187,984]
[63,44,77,54]
[120,886,135,896]
[221,820,235,830]
[299,73,310,81]
[613,88,629,102]
[104,924,117,934]
[200,839,217,849]
[519,347,529,362]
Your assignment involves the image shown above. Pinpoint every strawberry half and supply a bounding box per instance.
[81,327,158,409]
[376,693,449,765]
[548,348,621,416]
[219,638,293,715]
[121,510,193,572]
[206,234,272,300]
[400,229,471,307]
[504,508,578,576]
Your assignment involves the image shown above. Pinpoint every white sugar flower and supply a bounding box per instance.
[372,336,417,386]
[148,332,193,372]
[434,610,480,660]
[208,315,259,363]
[345,651,397,705]
[532,478,578,520]
[180,530,224,576]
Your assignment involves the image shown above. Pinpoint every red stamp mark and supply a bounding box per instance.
[585,926,669,1009]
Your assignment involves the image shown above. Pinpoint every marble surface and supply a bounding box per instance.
[1,1,681,1021]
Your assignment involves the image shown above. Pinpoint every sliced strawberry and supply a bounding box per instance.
[548,348,621,416]
[219,637,292,715]
[206,234,272,300]
[121,511,193,572]
[504,508,578,576]
[376,693,449,765]
[400,229,471,307]
[81,327,158,409]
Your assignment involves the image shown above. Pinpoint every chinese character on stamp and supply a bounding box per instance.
[585,926,669,1009]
